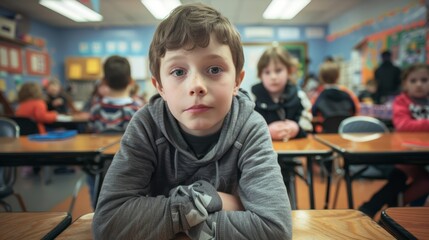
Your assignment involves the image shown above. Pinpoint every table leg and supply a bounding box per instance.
[92,155,105,209]
[343,160,354,208]
[307,156,315,209]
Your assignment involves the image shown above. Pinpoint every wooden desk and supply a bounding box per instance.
[314,132,429,208]
[57,213,94,239]
[100,142,120,158]
[293,209,394,239]
[0,212,71,240]
[0,134,121,207]
[273,135,332,209]
[56,210,394,239]
[381,207,429,240]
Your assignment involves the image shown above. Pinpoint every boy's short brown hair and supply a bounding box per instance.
[257,46,293,79]
[319,62,340,84]
[103,55,132,90]
[18,82,44,102]
[149,3,244,85]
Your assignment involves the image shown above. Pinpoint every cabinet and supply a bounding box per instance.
[65,57,102,80]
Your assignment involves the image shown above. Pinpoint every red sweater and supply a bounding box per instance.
[15,99,57,133]
[392,93,429,132]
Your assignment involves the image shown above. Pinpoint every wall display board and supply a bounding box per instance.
[25,49,50,76]
[0,42,23,74]
[66,57,102,80]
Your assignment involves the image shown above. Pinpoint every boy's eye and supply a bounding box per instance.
[208,66,222,75]
[171,69,186,77]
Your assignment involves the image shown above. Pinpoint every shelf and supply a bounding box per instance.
[0,35,27,46]
[0,35,42,50]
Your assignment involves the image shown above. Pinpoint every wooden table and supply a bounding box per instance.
[381,207,429,240]
[56,210,394,239]
[0,134,122,207]
[57,213,94,239]
[293,209,394,239]
[273,135,332,209]
[0,212,71,240]
[314,132,429,208]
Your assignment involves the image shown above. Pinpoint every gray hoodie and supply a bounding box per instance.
[93,90,292,239]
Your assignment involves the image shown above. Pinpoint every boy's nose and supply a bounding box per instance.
[189,74,207,96]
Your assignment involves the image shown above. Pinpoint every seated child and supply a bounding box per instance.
[358,79,378,104]
[45,77,78,114]
[93,3,292,240]
[359,63,429,218]
[88,55,142,133]
[252,46,313,140]
[312,62,360,132]
[16,82,73,133]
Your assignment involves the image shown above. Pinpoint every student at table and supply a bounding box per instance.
[311,61,360,132]
[251,46,313,141]
[359,63,429,218]
[93,3,291,239]
[86,55,142,208]
[44,77,78,115]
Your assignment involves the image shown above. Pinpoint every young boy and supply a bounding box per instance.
[93,3,291,240]
[312,62,360,123]
[88,55,142,133]
[87,55,142,208]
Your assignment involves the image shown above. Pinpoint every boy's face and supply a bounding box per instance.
[404,68,429,99]
[153,35,244,136]
[261,60,288,95]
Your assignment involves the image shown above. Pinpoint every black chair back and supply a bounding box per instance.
[322,115,350,133]
[8,117,39,135]
[339,116,389,133]
[0,117,19,137]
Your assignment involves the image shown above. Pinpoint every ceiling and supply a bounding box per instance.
[0,0,368,28]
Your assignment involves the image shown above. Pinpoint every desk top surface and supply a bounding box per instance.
[56,210,393,239]
[57,213,94,240]
[382,207,429,240]
[314,132,429,154]
[0,212,70,239]
[0,134,121,154]
[293,210,394,239]
[273,135,332,155]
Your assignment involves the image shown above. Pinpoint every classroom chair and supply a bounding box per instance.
[0,117,27,212]
[7,116,53,184]
[330,116,391,209]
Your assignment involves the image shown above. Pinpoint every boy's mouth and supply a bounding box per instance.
[185,104,211,113]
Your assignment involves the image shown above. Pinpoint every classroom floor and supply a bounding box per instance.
[0,162,399,221]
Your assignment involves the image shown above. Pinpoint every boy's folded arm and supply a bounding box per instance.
[93,133,224,239]
[188,123,292,240]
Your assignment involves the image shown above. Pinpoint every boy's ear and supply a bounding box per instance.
[151,77,165,97]
[233,70,245,95]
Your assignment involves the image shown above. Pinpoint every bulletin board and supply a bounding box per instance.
[0,42,23,74]
[65,57,102,80]
[25,49,50,76]
[241,42,307,96]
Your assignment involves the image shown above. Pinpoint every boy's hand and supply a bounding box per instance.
[169,180,222,232]
[218,192,244,211]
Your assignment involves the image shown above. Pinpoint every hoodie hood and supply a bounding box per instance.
[146,89,255,170]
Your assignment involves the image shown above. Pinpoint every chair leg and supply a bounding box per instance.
[13,193,27,211]
[332,178,342,209]
[0,200,12,212]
